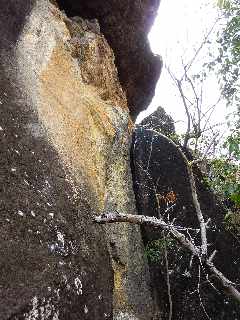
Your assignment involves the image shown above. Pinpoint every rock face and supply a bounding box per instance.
[57,0,162,120]
[140,106,175,137]
[0,0,157,319]
[131,113,240,319]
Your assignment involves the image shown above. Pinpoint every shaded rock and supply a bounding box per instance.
[131,117,240,318]
[56,0,162,120]
[0,1,154,319]
[141,106,175,137]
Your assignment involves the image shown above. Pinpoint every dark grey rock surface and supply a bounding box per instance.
[131,118,240,319]
[0,1,113,319]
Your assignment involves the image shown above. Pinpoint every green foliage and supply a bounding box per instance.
[211,2,240,207]
[224,130,240,160]
[223,130,240,206]
[217,0,229,9]
[216,0,240,105]
[207,157,240,206]
[169,132,182,145]
[145,237,176,263]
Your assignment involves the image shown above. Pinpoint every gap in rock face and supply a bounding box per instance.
[56,0,162,120]
[56,0,97,18]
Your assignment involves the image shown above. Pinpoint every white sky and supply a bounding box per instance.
[136,0,228,138]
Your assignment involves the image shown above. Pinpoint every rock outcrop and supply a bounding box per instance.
[140,106,175,137]
[131,113,240,319]
[0,0,160,319]
[57,0,162,120]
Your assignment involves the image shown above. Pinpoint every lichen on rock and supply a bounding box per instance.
[57,0,162,120]
[0,0,158,319]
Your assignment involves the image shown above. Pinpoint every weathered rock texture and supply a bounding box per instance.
[57,0,162,120]
[131,113,240,319]
[0,0,157,319]
[141,106,175,137]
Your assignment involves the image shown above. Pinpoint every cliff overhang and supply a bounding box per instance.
[57,0,162,120]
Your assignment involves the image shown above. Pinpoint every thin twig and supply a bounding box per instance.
[197,265,212,320]
[190,132,219,165]
[181,17,221,79]
[163,231,173,320]
[176,79,191,148]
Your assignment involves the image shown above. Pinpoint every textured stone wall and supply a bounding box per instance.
[0,0,156,319]
[57,0,162,120]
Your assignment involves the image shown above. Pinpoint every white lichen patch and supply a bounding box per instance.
[114,312,139,320]
[74,277,83,295]
[31,210,36,217]
[24,295,59,320]
[17,210,24,216]
[23,179,30,186]
[14,149,20,155]
[57,230,65,247]
[24,296,39,320]
[45,180,51,187]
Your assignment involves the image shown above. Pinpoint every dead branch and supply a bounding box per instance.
[94,211,200,256]
[94,211,240,304]
[94,129,240,304]
[163,231,173,320]
[166,67,191,148]
[176,79,191,148]
[190,132,219,166]
[197,265,211,320]
[166,16,224,154]
[182,17,221,78]
[145,129,208,257]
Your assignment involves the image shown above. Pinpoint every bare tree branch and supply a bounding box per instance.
[166,66,191,148]
[181,17,221,79]
[163,231,173,320]
[176,79,192,148]
[94,130,240,304]
[94,211,200,255]
[185,73,201,137]
[197,265,212,320]
[94,211,240,303]
[165,16,224,155]
[190,132,219,165]
[145,129,208,257]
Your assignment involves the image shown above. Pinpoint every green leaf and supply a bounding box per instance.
[230,193,240,205]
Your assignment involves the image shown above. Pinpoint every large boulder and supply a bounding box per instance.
[131,112,240,319]
[141,106,175,136]
[0,1,154,319]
